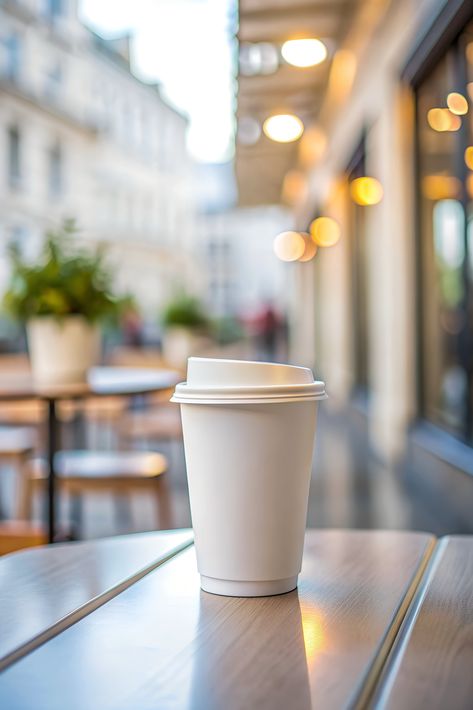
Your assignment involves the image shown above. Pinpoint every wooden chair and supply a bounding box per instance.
[0,400,45,428]
[0,521,46,555]
[26,450,172,532]
[0,426,46,555]
[0,427,36,518]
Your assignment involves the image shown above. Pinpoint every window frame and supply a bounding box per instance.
[408,1,473,444]
[7,125,22,189]
[346,136,370,399]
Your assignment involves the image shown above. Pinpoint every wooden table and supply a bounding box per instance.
[0,367,180,543]
[0,528,471,709]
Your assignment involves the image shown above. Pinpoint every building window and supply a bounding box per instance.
[415,18,473,443]
[41,0,63,21]
[44,62,62,101]
[348,141,370,395]
[7,126,21,189]
[48,144,63,197]
[1,34,21,83]
[10,225,29,255]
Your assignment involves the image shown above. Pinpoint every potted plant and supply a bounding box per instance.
[3,220,125,386]
[161,292,209,367]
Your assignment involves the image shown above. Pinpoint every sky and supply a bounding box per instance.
[79,0,237,163]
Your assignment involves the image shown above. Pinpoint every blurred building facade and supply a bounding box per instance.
[196,162,292,318]
[283,0,473,529]
[0,0,197,315]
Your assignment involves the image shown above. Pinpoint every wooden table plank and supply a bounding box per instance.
[0,529,193,671]
[373,535,473,709]
[0,529,434,710]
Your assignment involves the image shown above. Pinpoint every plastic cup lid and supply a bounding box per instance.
[171,357,326,404]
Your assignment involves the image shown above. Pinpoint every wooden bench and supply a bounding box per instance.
[0,521,46,556]
[27,450,172,531]
[0,427,36,519]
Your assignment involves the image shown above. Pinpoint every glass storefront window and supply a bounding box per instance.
[416,20,473,442]
[349,147,370,395]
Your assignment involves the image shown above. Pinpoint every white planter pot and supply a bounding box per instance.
[162,327,202,368]
[27,316,100,386]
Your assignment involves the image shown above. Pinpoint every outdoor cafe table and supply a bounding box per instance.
[0,528,471,709]
[0,367,180,543]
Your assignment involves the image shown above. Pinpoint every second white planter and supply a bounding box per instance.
[27,315,100,386]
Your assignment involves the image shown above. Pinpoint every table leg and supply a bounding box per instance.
[47,399,59,543]
[70,404,85,536]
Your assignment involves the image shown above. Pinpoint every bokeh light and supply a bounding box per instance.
[327,49,357,104]
[237,116,261,146]
[309,217,341,247]
[464,146,473,170]
[299,125,327,166]
[421,175,461,200]
[350,176,383,206]
[427,108,461,131]
[263,114,304,143]
[281,38,327,68]
[239,42,279,76]
[273,231,305,261]
[446,92,468,115]
[298,233,318,262]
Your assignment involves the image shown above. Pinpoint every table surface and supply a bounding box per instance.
[0,530,193,671]
[0,366,180,401]
[4,528,470,709]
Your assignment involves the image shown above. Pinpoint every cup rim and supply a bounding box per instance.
[171,380,326,404]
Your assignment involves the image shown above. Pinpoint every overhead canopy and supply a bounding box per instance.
[236,0,360,206]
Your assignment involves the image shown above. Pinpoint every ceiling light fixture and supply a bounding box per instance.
[263,114,304,143]
[273,231,305,261]
[446,92,468,115]
[281,38,327,68]
[309,217,341,247]
[350,177,383,206]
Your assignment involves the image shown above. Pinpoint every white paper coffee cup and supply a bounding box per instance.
[171,358,326,597]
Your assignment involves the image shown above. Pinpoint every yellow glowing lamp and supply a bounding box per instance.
[427,108,461,131]
[263,114,304,143]
[446,92,468,115]
[464,146,473,170]
[273,231,305,261]
[309,217,341,247]
[281,38,327,68]
[421,175,461,201]
[298,233,318,262]
[350,176,383,206]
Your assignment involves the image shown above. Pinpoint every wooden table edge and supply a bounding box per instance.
[352,533,438,710]
[0,534,194,674]
[367,534,469,708]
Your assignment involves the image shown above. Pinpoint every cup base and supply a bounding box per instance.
[200,575,298,597]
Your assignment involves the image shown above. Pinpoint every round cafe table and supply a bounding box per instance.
[0,367,180,543]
